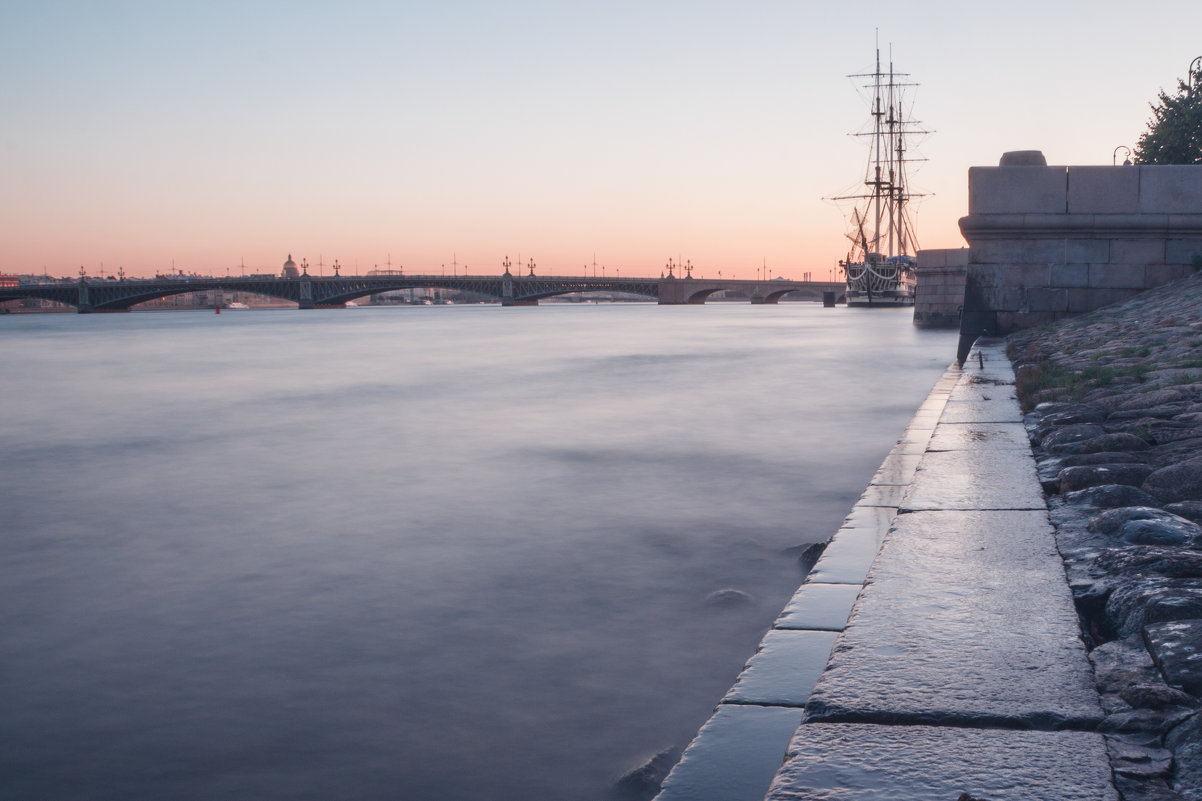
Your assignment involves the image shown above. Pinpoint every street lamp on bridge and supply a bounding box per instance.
[333,259,341,277]
[527,258,536,277]
[503,256,512,275]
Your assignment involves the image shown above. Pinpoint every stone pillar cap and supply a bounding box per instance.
[999,150,1047,166]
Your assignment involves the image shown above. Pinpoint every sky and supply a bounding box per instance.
[1,0,1198,280]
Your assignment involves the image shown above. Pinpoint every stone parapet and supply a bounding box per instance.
[958,157,1202,335]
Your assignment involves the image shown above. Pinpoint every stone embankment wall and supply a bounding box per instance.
[1008,271,1202,800]
[912,247,969,328]
[957,152,1202,335]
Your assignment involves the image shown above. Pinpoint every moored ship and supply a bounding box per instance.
[834,43,925,306]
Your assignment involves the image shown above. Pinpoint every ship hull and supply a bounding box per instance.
[846,290,914,307]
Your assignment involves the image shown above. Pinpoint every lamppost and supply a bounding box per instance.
[503,256,512,275]
[1113,145,1132,165]
[301,258,309,277]
[527,258,536,277]
[683,260,692,278]
[333,259,341,277]
[666,258,676,278]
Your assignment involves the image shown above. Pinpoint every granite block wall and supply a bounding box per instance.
[912,248,969,328]
[957,157,1202,334]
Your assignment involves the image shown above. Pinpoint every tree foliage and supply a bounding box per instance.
[1135,64,1202,164]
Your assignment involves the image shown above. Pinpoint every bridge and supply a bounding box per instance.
[1,271,845,313]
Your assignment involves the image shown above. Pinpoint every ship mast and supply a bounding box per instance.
[834,42,926,262]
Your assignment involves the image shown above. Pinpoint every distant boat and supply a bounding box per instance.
[834,43,924,307]
[226,301,250,310]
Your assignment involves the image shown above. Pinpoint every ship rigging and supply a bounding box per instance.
[833,43,928,306]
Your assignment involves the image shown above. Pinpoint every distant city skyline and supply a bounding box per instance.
[2,1,1197,279]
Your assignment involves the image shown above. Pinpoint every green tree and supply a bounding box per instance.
[1135,61,1202,164]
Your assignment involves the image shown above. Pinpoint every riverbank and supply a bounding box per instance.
[1008,270,1202,800]
[655,272,1202,800]
[658,338,1118,800]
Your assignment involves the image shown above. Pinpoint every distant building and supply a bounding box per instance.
[281,254,300,279]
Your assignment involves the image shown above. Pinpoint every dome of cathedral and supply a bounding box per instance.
[281,254,300,279]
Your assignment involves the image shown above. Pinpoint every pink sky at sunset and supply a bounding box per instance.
[2,1,1197,280]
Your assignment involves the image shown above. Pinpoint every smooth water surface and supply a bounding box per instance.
[0,304,956,800]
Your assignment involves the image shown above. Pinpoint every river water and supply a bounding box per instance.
[0,303,955,800]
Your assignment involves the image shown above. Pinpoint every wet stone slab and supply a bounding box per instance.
[775,583,864,631]
[804,510,1104,729]
[902,449,1046,511]
[805,508,895,585]
[766,723,1117,801]
[855,483,908,507]
[723,629,839,706]
[926,421,1032,451]
[940,395,1022,423]
[655,704,804,801]
[869,453,923,486]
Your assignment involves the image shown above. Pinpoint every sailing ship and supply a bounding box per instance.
[835,44,925,306]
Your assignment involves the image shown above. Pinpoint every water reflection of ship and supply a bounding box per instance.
[833,42,927,306]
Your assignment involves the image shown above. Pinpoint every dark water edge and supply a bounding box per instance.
[0,305,957,800]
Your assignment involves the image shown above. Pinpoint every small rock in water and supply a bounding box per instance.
[793,541,826,576]
[611,746,679,801]
[705,588,753,607]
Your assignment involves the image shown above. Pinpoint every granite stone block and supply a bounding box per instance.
[775,582,864,631]
[1051,262,1091,288]
[1068,165,1140,214]
[804,509,1104,729]
[655,704,805,801]
[1139,165,1202,213]
[1088,262,1145,289]
[767,724,1117,801]
[1066,238,1110,263]
[902,449,1045,510]
[1111,238,1167,265]
[968,165,1068,215]
[1146,263,1187,286]
[927,421,1031,451]
[971,238,1066,264]
[806,512,894,585]
[939,396,1020,423]
[856,483,908,507]
[1166,238,1202,265]
[870,454,923,486]
[1026,286,1069,312]
[723,629,839,706]
[1066,287,1141,313]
